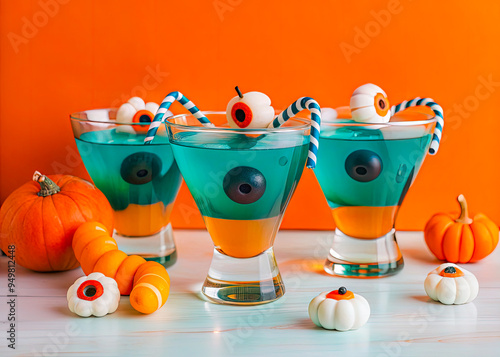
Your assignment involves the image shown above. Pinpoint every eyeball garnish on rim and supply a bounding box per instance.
[116,98,168,134]
[226,86,275,129]
[350,83,390,123]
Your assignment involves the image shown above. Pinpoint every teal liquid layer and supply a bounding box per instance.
[170,132,308,220]
[76,130,182,211]
[315,125,431,208]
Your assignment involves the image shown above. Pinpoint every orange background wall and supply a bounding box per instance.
[1,0,499,230]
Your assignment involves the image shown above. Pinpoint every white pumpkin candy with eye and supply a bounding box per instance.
[350,83,391,123]
[67,272,120,317]
[308,287,370,331]
[424,263,479,305]
[226,87,275,129]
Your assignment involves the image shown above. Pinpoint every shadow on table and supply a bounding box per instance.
[401,247,440,264]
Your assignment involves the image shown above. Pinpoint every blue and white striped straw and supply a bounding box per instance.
[144,91,213,144]
[390,98,444,155]
[268,97,322,169]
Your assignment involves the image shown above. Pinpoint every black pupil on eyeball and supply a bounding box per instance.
[239,183,252,194]
[137,169,148,178]
[338,287,347,295]
[444,266,456,274]
[379,99,385,109]
[345,150,382,182]
[120,152,162,185]
[84,286,97,297]
[235,109,246,122]
[223,166,266,204]
[355,166,367,176]
[139,114,151,123]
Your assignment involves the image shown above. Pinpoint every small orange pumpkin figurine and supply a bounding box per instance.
[424,194,499,263]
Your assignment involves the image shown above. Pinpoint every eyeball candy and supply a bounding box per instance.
[116,98,167,134]
[116,103,137,123]
[424,263,479,305]
[308,287,370,331]
[226,87,275,129]
[128,97,146,111]
[350,84,390,123]
[67,272,120,317]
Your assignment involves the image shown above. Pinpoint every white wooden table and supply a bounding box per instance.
[1,231,499,357]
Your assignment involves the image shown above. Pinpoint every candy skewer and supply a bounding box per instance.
[390,98,444,154]
[268,97,322,169]
[144,91,212,144]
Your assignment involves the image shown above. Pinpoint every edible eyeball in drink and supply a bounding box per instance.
[350,84,390,123]
[132,110,154,125]
[223,166,266,204]
[226,91,275,129]
[120,152,162,185]
[116,98,162,133]
[128,97,146,111]
[344,150,383,182]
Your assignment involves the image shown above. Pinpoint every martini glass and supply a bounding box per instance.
[70,108,182,267]
[314,109,437,277]
[165,112,310,305]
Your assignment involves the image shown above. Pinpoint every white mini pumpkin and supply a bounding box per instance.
[350,83,391,123]
[226,87,275,129]
[308,287,370,331]
[424,263,479,305]
[67,272,120,317]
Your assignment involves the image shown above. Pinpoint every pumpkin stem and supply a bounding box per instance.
[33,171,61,197]
[456,194,473,224]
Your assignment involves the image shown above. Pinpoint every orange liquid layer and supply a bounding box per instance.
[204,216,280,258]
[114,202,174,237]
[332,206,398,239]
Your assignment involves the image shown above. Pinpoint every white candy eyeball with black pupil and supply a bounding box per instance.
[226,91,275,129]
[350,84,390,123]
[116,98,162,134]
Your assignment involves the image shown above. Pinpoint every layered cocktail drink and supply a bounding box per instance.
[165,112,311,304]
[70,108,182,266]
[315,85,443,277]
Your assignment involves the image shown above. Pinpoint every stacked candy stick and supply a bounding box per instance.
[390,98,444,155]
[144,91,213,144]
[268,97,322,169]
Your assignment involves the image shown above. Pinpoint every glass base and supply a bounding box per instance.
[113,223,177,268]
[202,247,285,305]
[324,228,404,278]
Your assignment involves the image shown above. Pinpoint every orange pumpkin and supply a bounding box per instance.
[0,171,114,272]
[424,194,499,263]
[73,222,170,314]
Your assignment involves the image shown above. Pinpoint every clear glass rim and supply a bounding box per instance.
[323,111,437,127]
[69,108,151,127]
[165,111,311,134]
